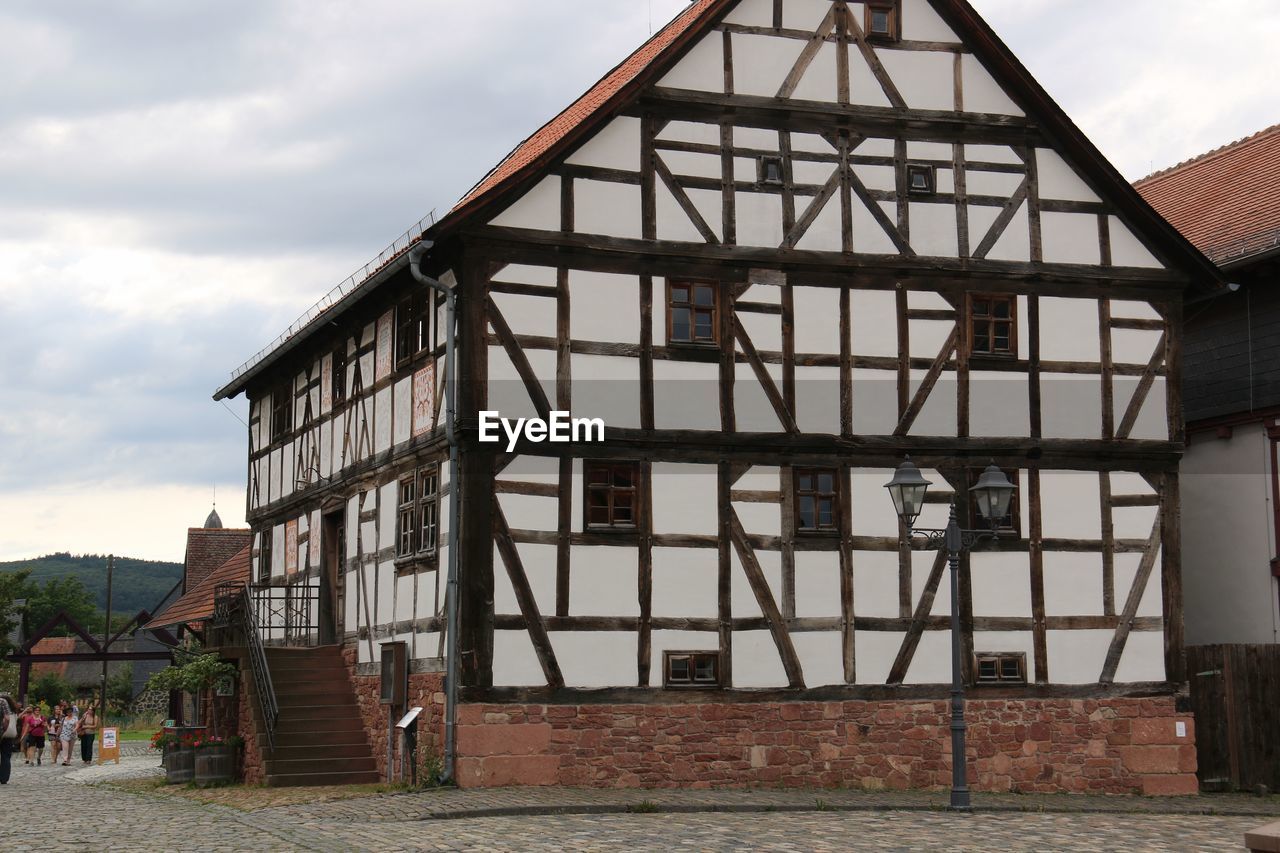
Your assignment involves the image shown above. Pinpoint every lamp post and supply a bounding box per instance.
[884,458,1016,812]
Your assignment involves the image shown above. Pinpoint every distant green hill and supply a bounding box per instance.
[0,553,182,617]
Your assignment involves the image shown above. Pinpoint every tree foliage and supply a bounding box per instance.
[28,671,73,709]
[0,569,32,657]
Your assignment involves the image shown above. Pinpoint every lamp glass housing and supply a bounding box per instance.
[885,459,932,528]
[970,464,1016,523]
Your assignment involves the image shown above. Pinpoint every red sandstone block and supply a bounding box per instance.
[1179,745,1198,774]
[456,755,560,787]
[1141,774,1200,797]
[456,723,551,758]
[1130,718,1178,745]
[1118,746,1181,774]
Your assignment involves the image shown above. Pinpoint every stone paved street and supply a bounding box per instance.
[0,752,1272,851]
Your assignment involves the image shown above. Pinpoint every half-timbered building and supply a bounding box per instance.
[214,0,1221,793]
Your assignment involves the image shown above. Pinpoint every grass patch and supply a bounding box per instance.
[626,800,661,814]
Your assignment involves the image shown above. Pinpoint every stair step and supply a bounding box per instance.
[264,732,370,749]
[266,770,381,788]
[268,744,373,761]
[266,756,377,775]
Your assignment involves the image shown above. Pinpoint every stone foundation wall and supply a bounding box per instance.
[234,663,266,785]
[454,697,1197,795]
[343,646,445,782]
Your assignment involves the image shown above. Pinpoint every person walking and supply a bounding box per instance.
[78,703,98,765]
[20,705,46,766]
[0,693,17,784]
[47,708,62,765]
[58,704,78,767]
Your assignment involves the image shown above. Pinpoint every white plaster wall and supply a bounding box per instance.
[1182,425,1280,645]
[855,630,907,684]
[731,34,805,99]
[654,360,720,430]
[1040,471,1102,540]
[651,547,719,619]
[497,491,558,533]
[1108,217,1165,269]
[733,630,790,687]
[570,546,640,617]
[795,365,842,435]
[966,168,1024,198]
[374,387,392,455]
[1041,211,1102,266]
[1039,297,1100,362]
[793,550,843,618]
[652,463,718,534]
[571,353,641,429]
[1041,376,1103,440]
[879,50,954,112]
[853,549,900,618]
[1036,149,1100,202]
[903,630,952,683]
[1114,631,1167,683]
[970,552,1031,617]
[493,630,543,686]
[850,289,899,357]
[491,175,562,232]
[737,190,786,248]
[565,116,642,172]
[909,202,960,257]
[575,181,642,238]
[792,631,847,687]
[657,30,724,92]
[1042,551,1105,617]
[556,632,638,688]
[724,0,774,28]
[491,290,557,339]
[959,54,1024,116]
[795,189,845,252]
[901,0,961,42]
[393,378,411,447]
[1046,629,1111,684]
[970,372,1030,438]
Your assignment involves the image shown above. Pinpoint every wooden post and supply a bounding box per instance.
[99,554,114,738]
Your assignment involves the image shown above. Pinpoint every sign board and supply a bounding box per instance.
[98,727,121,765]
[396,707,423,731]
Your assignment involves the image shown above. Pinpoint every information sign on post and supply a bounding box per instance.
[98,726,121,765]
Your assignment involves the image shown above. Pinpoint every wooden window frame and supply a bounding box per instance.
[974,652,1027,684]
[758,155,785,187]
[865,0,901,43]
[270,382,293,443]
[395,289,434,369]
[332,344,348,406]
[257,529,273,583]
[966,293,1018,359]
[666,279,719,347]
[396,462,441,569]
[663,651,721,688]
[584,460,642,530]
[906,163,936,196]
[966,467,1022,536]
[794,467,841,535]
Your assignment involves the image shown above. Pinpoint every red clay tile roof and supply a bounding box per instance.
[184,527,252,591]
[450,0,728,219]
[1136,124,1280,266]
[147,545,250,630]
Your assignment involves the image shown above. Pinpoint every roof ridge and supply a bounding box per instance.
[1135,123,1280,186]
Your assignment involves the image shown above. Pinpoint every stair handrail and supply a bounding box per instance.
[239,581,280,751]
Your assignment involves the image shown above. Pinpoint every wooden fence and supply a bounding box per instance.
[1187,644,1280,792]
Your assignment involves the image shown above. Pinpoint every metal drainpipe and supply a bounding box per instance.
[408,243,462,783]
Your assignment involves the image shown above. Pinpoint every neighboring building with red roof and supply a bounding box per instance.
[208,1,1220,794]
[147,545,251,634]
[1139,125,1280,647]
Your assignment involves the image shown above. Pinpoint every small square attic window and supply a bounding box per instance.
[866,1,900,43]
[907,164,936,195]
[758,155,784,186]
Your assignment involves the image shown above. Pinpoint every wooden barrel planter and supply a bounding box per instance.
[166,747,195,785]
[194,746,235,787]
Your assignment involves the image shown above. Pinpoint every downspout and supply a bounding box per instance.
[408,243,462,784]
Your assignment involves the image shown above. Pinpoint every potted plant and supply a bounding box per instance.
[193,733,243,787]
[147,654,238,784]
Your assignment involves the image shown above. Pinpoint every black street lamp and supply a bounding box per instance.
[884,458,1016,811]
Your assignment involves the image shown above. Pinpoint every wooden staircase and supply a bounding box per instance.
[250,646,379,787]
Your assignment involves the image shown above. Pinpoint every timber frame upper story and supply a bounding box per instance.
[215,0,1221,700]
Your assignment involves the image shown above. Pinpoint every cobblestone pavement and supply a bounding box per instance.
[1,754,1272,851]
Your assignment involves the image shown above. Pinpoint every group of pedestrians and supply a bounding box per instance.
[0,693,99,784]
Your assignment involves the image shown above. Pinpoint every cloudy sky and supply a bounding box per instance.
[0,0,1275,563]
